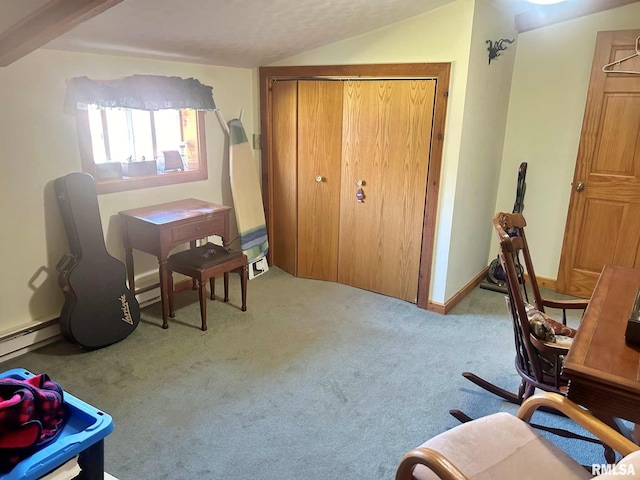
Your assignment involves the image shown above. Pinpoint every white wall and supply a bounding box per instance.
[443,0,517,299]
[0,49,254,335]
[494,2,640,280]
[272,0,517,303]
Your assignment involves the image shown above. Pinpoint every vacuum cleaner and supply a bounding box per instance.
[479,162,527,294]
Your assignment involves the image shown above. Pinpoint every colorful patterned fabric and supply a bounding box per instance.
[229,118,269,263]
[0,374,67,472]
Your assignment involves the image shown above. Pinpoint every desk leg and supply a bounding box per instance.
[190,240,197,290]
[159,259,170,329]
[124,247,135,294]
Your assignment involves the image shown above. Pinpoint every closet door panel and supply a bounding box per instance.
[338,80,435,302]
[271,80,298,276]
[297,81,343,281]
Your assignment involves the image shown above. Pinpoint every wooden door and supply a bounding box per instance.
[338,80,435,302]
[270,80,298,276]
[297,81,343,281]
[557,30,640,297]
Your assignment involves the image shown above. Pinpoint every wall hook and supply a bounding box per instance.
[486,38,515,65]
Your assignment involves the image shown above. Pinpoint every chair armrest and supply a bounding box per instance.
[517,392,640,456]
[396,447,469,480]
[542,298,589,310]
[530,335,570,355]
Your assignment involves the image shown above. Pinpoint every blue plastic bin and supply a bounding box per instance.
[0,368,114,480]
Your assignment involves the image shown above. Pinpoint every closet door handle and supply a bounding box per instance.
[315,175,323,183]
[356,180,365,203]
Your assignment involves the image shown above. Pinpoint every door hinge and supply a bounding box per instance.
[253,134,261,150]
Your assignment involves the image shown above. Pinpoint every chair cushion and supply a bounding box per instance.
[411,412,592,480]
[524,304,575,342]
[169,243,244,269]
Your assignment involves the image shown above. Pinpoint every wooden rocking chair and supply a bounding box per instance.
[451,212,614,459]
[460,211,588,406]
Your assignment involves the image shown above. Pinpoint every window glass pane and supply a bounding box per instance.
[76,107,207,193]
[131,110,153,161]
[87,108,107,164]
[154,110,182,153]
[106,109,132,162]
[181,110,199,171]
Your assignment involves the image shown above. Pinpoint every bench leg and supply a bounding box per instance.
[224,272,230,302]
[198,280,207,331]
[240,265,247,312]
[209,277,215,300]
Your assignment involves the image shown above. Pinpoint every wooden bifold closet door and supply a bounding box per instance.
[270,78,436,303]
[297,81,343,281]
[338,80,434,302]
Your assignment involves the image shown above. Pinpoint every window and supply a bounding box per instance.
[66,74,215,194]
[76,107,207,194]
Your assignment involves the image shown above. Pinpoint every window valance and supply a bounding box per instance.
[65,74,216,112]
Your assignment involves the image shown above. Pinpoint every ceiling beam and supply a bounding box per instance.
[515,0,640,33]
[0,0,123,67]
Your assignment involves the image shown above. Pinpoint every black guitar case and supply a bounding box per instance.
[54,172,140,348]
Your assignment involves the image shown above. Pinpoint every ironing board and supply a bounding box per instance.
[228,118,269,264]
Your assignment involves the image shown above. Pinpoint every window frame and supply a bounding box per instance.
[75,108,208,194]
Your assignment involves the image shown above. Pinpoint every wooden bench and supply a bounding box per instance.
[168,243,247,331]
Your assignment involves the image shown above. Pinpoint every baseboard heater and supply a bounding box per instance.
[0,281,160,362]
[0,270,257,362]
[0,319,61,362]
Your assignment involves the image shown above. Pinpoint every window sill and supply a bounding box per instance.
[95,170,207,195]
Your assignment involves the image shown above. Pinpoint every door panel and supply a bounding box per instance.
[593,95,640,174]
[338,80,435,302]
[573,200,624,272]
[270,80,298,276]
[557,30,640,297]
[297,81,343,281]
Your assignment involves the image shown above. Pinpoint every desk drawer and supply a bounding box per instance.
[171,215,225,243]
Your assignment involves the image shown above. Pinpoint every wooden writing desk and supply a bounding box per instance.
[119,198,231,329]
[562,264,640,425]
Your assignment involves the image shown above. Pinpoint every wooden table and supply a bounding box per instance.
[119,198,231,329]
[562,264,640,425]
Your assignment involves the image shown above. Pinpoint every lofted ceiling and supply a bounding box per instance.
[0,0,638,68]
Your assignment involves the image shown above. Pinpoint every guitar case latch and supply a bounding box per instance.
[56,254,76,274]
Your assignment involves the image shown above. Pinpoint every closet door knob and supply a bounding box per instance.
[315,175,323,183]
